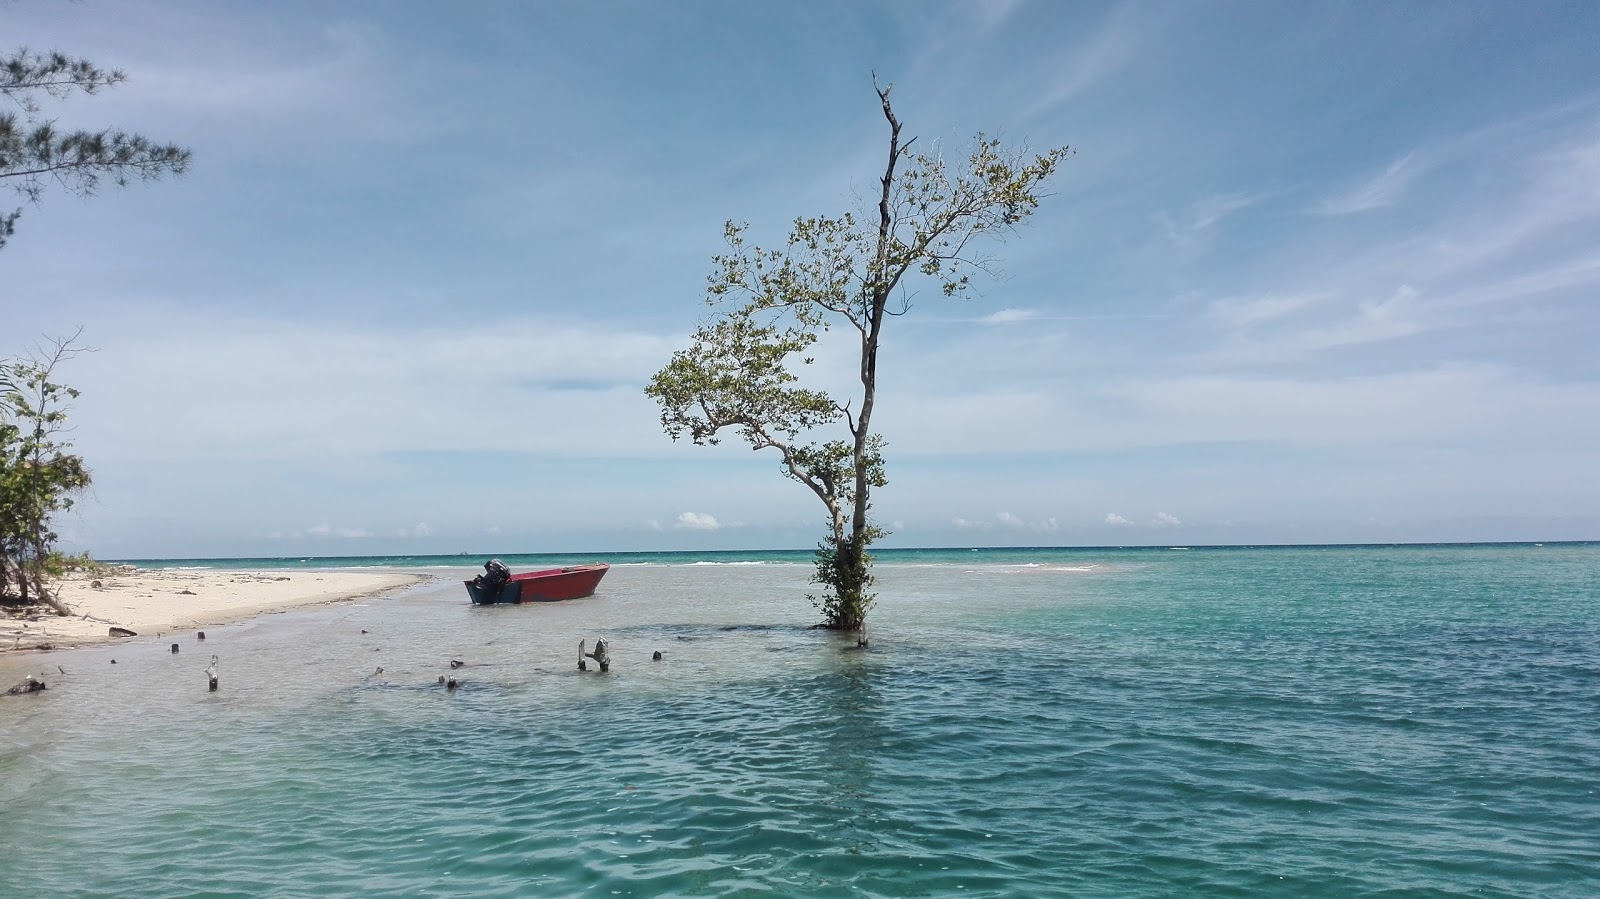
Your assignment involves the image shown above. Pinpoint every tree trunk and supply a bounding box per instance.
[41,588,72,617]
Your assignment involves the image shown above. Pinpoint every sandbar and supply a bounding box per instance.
[1,568,427,653]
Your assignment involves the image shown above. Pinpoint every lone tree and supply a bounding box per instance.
[1,46,191,250]
[647,81,1070,631]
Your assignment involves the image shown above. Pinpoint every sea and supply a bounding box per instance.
[1,543,1596,897]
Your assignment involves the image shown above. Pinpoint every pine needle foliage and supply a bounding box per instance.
[0,46,191,250]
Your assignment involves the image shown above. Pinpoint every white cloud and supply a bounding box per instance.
[1152,512,1181,527]
[1104,513,1131,526]
[675,512,721,531]
[981,308,1039,325]
[995,511,1060,533]
[306,522,371,538]
[68,315,680,466]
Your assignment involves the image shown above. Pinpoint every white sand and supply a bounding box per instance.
[1,568,427,652]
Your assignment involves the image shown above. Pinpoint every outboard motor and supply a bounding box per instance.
[472,559,513,599]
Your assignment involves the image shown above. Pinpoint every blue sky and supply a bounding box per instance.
[5,1,1598,558]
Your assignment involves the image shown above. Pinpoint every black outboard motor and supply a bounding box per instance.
[472,558,512,600]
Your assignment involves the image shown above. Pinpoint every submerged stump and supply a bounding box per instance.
[6,676,46,695]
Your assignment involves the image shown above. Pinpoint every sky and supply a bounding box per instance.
[3,0,1598,558]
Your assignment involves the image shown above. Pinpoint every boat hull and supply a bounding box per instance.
[464,563,609,604]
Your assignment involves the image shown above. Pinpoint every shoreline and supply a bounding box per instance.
[1,568,430,653]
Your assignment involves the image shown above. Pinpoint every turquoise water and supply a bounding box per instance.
[2,544,1597,896]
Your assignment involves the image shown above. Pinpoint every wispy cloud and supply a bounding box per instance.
[980,308,1040,325]
[1206,292,1326,329]
[971,0,1026,32]
[1313,152,1422,215]
[1104,513,1132,526]
[1025,2,1145,113]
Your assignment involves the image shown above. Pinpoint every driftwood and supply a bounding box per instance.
[41,589,73,618]
[108,626,136,638]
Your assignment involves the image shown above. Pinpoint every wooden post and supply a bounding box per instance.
[171,643,180,654]
[579,638,611,672]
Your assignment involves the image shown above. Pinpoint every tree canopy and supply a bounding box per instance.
[1,46,190,250]
[647,80,1070,631]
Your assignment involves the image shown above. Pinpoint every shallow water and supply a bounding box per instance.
[3,545,1598,896]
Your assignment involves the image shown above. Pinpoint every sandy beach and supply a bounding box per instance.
[1,568,427,653]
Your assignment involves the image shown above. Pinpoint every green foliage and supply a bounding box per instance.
[647,81,1069,630]
[0,337,92,605]
[0,45,191,250]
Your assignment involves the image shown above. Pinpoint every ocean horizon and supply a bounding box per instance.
[6,541,1597,896]
[108,539,1599,571]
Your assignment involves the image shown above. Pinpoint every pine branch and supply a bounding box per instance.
[1,116,191,199]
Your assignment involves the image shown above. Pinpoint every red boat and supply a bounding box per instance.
[465,560,609,604]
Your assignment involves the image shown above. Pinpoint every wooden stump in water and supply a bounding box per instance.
[578,638,611,672]
[171,643,180,654]
[6,676,46,695]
